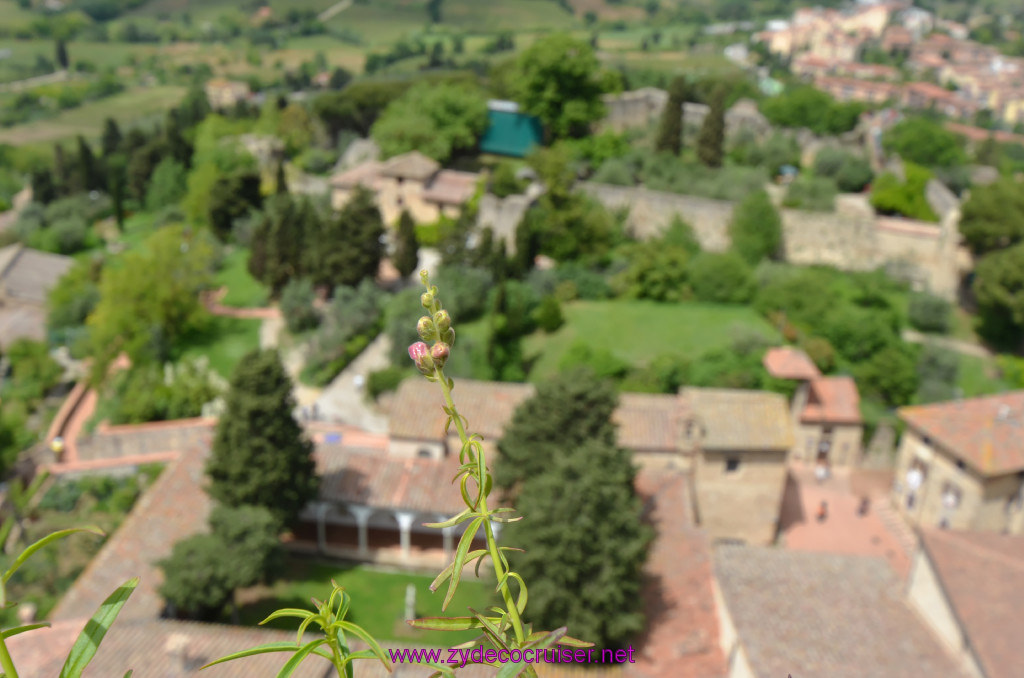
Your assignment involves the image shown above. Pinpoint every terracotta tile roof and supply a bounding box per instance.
[801,376,862,425]
[329,160,383,189]
[378,151,440,181]
[631,471,727,678]
[918,529,1024,678]
[945,122,1024,145]
[898,392,1024,475]
[389,379,687,455]
[388,378,534,443]
[615,393,685,453]
[422,170,479,205]
[682,388,793,452]
[762,346,820,381]
[317,446,472,514]
[714,546,970,678]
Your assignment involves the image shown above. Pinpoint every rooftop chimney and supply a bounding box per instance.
[997,404,1011,421]
[165,633,189,675]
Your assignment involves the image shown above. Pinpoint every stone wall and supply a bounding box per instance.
[75,419,216,463]
[578,182,960,299]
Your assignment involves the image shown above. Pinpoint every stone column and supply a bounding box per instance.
[349,505,374,555]
[395,511,417,562]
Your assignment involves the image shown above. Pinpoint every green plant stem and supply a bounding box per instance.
[433,365,526,647]
[0,635,20,678]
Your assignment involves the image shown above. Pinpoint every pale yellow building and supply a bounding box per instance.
[685,388,793,546]
[329,151,478,227]
[203,78,251,111]
[892,392,1024,534]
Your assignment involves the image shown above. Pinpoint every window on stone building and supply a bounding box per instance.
[418,448,432,459]
[942,482,962,510]
[725,457,741,473]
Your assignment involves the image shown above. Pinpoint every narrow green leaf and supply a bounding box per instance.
[407,616,486,631]
[200,642,301,670]
[556,635,594,648]
[58,577,137,678]
[337,620,392,671]
[258,609,315,626]
[1,622,50,639]
[419,663,456,678]
[275,637,328,678]
[525,627,566,650]
[423,508,472,529]
[445,517,484,611]
[0,516,16,557]
[122,671,133,678]
[490,514,523,524]
[496,659,529,678]
[430,550,486,592]
[6,527,104,583]
[506,572,527,615]
[467,608,510,651]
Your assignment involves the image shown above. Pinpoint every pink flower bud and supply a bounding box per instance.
[409,341,434,372]
[417,316,437,342]
[431,342,450,367]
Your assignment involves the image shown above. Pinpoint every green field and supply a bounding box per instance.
[177,314,262,378]
[215,247,269,308]
[523,300,782,381]
[957,354,1011,398]
[0,85,186,146]
[233,557,494,646]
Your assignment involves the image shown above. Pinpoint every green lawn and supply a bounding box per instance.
[233,557,494,646]
[215,248,269,308]
[0,85,185,146]
[523,300,781,381]
[177,315,262,379]
[956,354,1011,398]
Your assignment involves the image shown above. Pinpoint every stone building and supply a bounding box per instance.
[763,347,864,468]
[907,528,1024,678]
[203,78,251,111]
[892,392,1024,534]
[329,151,478,227]
[684,388,793,545]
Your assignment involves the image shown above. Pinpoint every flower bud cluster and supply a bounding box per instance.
[409,285,455,375]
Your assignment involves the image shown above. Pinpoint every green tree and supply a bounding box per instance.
[206,349,318,526]
[882,117,968,168]
[144,158,187,212]
[280,278,321,334]
[159,504,283,621]
[47,255,102,334]
[959,178,1024,256]
[973,242,1024,347]
[392,209,419,279]
[100,117,122,158]
[655,76,686,155]
[855,343,919,407]
[813,147,873,192]
[908,292,951,333]
[312,80,409,142]
[426,0,443,22]
[208,170,263,242]
[513,34,610,139]
[86,226,216,379]
[371,82,489,163]
[75,135,101,192]
[689,251,755,303]
[496,368,618,488]
[249,194,313,296]
[759,86,864,135]
[55,39,68,70]
[729,189,782,264]
[310,186,384,290]
[616,240,690,302]
[697,87,726,168]
[275,160,288,195]
[869,163,939,222]
[5,339,63,406]
[498,370,652,649]
[533,295,564,332]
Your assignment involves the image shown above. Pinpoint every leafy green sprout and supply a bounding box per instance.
[0,473,139,678]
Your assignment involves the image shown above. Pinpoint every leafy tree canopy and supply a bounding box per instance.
[882,117,968,168]
[959,178,1024,256]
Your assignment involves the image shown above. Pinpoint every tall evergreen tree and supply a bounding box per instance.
[311,186,384,290]
[75,136,101,192]
[164,109,193,168]
[392,209,419,279]
[275,160,288,195]
[205,350,318,526]
[208,170,263,242]
[105,153,127,231]
[53,144,71,196]
[655,76,687,155]
[55,39,69,70]
[697,86,726,168]
[30,167,57,205]
[100,118,122,158]
[248,194,309,295]
[498,369,652,649]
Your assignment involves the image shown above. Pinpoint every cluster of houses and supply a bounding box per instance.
[758,1,1024,126]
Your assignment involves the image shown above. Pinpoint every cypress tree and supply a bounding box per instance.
[313,186,384,290]
[55,39,69,70]
[75,136,101,192]
[205,349,318,527]
[655,76,687,155]
[53,144,71,197]
[697,86,726,168]
[100,118,122,158]
[30,167,57,205]
[275,160,288,195]
[392,209,419,279]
